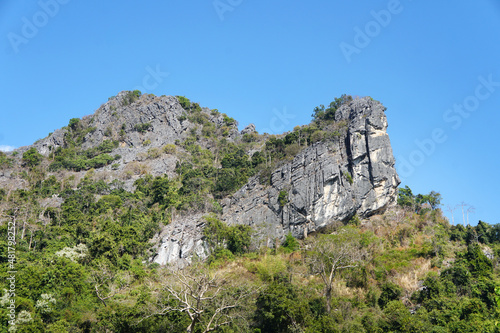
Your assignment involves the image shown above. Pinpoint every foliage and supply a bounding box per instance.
[49,139,119,172]
[378,282,402,309]
[203,214,252,260]
[3,95,500,332]
[308,226,366,313]
[278,190,288,207]
[122,90,141,106]
[254,275,311,333]
[22,148,43,168]
[134,122,152,133]
[398,185,442,213]
[312,94,353,122]
[176,95,191,109]
[282,233,300,253]
[148,266,254,333]
[68,118,81,131]
[0,151,14,169]
[343,171,353,185]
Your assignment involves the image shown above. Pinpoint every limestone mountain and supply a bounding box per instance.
[154,96,400,265]
[1,91,399,267]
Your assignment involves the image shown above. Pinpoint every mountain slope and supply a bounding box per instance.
[3,92,399,266]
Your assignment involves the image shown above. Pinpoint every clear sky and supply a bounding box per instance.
[1,0,499,226]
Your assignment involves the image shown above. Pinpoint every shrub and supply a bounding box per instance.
[202,123,216,137]
[0,152,13,169]
[226,225,252,255]
[284,143,301,157]
[312,94,353,122]
[122,90,141,105]
[378,282,403,309]
[343,171,353,184]
[254,277,308,333]
[104,126,113,137]
[177,96,191,109]
[22,147,43,168]
[223,114,237,126]
[142,140,151,146]
[163,144,177,154]
[203,214,252,256]
[147,147,161,159]
[282,233,300,253]
[134,123,152,133]
[68,118,82,131]
[278,190,288,207]
[242,132,259,142]
[310,130,326,143]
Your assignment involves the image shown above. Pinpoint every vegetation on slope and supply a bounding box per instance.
[1,170,500,332]
[1,94,499,332]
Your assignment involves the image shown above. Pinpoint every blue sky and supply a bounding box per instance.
[1,0,499,226]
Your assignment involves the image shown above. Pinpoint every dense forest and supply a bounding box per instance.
[1,94,499,332]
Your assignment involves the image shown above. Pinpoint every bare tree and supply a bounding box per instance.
[466,206,475,226]
[446,205,456,225]
[458,202,468,227]
[308,226,366,313]
[144,264,255,333]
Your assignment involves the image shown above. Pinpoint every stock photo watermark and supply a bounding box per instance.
[260,107,295,135]
[397,74,500,181]
[213,0,243,21]
[7,0,71,54]
[4,219,17,330]
[133,65,169,93]
[339,0,409,64]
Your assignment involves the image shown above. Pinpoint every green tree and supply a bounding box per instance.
[282,233,300,253]
[177,96,191,109]
[150,176,178,208]
[312,94,353,121]
[22,147,43,168]
[254,274,309,333]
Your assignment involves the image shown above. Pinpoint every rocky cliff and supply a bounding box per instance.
[220,97,400,245]
[4,92,399,267]
[153,97,400,265]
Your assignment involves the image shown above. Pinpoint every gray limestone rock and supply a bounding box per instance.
[221,97,400,241]
[5,93,400,266]
[241,123,256,135]
[150,214,208,268]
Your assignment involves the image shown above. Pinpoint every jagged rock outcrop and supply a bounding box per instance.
[240,123,256,135]
[15,91,239,190]
[5,92,399,266]
[150,214,208,267]
[29,91,236,157]
[221,97,400,242]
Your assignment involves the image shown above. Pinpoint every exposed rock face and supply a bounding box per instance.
[240,123,256,135]
[6,92,400,265]
[151,214,208,267]
[30,92,217,157]
[17,91,239,191]
[221,97,400,242]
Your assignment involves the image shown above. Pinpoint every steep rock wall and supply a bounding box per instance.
[221,97,400,243]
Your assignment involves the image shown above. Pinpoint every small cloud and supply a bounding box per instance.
[0,145,16,152]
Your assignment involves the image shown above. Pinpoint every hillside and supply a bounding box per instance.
[1,92,499,332]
